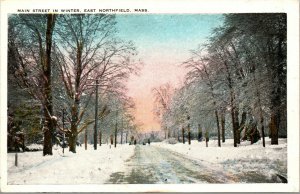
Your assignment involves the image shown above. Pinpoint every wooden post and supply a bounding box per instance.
[15,153,18,166]
[110,135,113,145]
[85,128,87,150]
[182,127,185,144]
[205,130,209,147]
[99,129,102,146]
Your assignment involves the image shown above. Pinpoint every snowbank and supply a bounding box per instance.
[26,144,43,151]
[7,144,135,184]
[152,138,287,180]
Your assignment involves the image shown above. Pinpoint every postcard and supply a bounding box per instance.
[0,0,299,192]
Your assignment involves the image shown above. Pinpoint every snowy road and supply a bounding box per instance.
[7,141,286,184]
[107,145,278,184]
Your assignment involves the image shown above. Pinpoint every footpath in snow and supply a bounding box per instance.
[7,144,135,184]
[152,138,287,182]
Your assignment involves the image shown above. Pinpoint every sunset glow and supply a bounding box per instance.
[116,14,223,131]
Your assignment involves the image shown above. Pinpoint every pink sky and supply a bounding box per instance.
[126,50,188,131]
[117,15,223,131]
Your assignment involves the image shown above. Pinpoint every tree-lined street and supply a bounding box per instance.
[7,13,289,185]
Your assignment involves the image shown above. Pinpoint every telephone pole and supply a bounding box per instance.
[87,79,101,150]
[94,79,99,150]
[62,108,65,154]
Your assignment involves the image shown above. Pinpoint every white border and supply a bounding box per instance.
[0,0,299,192]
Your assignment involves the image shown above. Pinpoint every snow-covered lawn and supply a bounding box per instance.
[152,138,287,181]
[7,144,135,184]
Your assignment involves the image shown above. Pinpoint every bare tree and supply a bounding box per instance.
[8,14,57,155]
[54,14,138,152]
[152,83,173,139]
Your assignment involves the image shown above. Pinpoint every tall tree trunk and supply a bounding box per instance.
[114,119,117,148]
[230,96,237,147]
[236,110,246,144]
[239,111,246,128]
[252,63,266,147]
[42,14,56,156]
[269,35,285,145]
[234,109,240,144]
[125,132,128,144]
[214,110,221,147]
[43,121,53,156]
[221,113,225,142]
[69,100,79,153]
[260,115,265,147]
[121,128,123,144]
[198,124,202,142]
[69,134,76,153]
[270,113,278,145]
[68,38,83,153]
[202,64,221,147]
[223,59,238,147]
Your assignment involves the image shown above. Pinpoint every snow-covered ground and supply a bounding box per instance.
[152,138,287,181]
[7,144,135,184]
[7,138,287,185]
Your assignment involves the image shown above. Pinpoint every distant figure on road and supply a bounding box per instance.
[148,138,150,145]
[134,139,137,145]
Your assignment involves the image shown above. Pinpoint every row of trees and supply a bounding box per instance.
[8,14,139,155]
[154,13,287,147]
